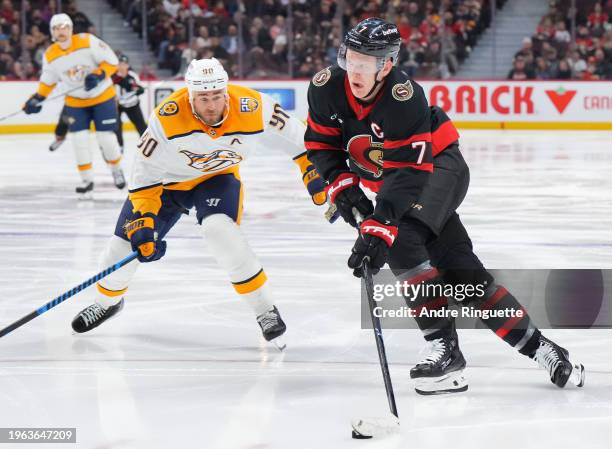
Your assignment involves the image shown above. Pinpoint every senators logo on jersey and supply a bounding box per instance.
[180,149,243,172]
[347,135,384,178]
[312,67,331,87]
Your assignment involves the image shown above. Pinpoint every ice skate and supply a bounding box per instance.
[411,331,468,395]
[75,180,94,199]
[532,335,585,388]
[71,299,124,333]
[112,168,126,189]
[49,136,66,152]
[257,306,286,349]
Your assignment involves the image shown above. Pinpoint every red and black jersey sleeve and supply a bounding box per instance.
[430,105,460,156]
[304,69,348,182]
[376,80,432,221]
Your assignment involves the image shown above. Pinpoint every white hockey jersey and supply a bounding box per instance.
[128,84,313,216]
[37,33,118,107]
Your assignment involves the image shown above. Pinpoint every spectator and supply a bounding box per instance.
[555,58,572,79]
[534,57,553,79]
[221,24,240,56]
[65,1,94,34]
[162,0,181,19]
[568,50,587,78]
[406,2,424,27]
[507,57,535,80]
[400,39,425,77]
[553,20,571,45]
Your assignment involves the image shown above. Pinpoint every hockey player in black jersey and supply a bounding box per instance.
[305,17,585,394]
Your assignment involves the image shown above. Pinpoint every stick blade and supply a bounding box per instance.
[351,414,400,439]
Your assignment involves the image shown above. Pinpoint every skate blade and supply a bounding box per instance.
[271,336,286,351]
[570,363,585,387]
[77,192,94,201]
[414,370,468,395]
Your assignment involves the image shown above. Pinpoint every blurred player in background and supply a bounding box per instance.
[22,13,126,198]
[71,58,326,346]
[112,54,147,153]
[306,18,585,394]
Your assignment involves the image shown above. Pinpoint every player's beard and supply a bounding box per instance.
[56,34,71,49]
[200,98,229,127]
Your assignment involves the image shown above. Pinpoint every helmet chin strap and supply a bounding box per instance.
[361,70,384,100]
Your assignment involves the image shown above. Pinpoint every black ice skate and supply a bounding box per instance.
[112,169,126,189]
[76,180,94,199]
[72,299,124,333]
[257,306,286,348]
[532,335,585,388]
[410,331,468,395]
[49,136,65,152]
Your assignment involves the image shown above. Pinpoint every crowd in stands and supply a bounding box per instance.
[113,0,502,79]
[508,0,612,80]
[1,0,610,81]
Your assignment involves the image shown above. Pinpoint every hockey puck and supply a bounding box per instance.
[352,430,373,439]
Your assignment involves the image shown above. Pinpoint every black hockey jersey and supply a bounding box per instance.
[305,65,459,221]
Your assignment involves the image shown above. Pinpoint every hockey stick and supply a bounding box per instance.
[0,251,138,338]
[0,86,83,122]
[351,259,400,439]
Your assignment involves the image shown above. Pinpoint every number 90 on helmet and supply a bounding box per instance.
[337,17,402,74]
[185,58,229,96]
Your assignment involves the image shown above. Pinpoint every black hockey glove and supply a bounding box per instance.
[325,172,373,228]
[348,215,398,278]
[84,71,105,91]
[23,93,45,114]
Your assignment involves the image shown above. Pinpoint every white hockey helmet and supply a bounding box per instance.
[185,58,230,125]
[50,13,73,30]
[185,58,229,95]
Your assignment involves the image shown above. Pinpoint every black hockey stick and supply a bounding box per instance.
[362,259,399,417]
[0,251,138,338]
[351,259,400,438]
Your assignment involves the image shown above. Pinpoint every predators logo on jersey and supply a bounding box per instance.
[239,97,259,113]
[64,64,90,82]
[159,101,179,116]
[180,149,243,172]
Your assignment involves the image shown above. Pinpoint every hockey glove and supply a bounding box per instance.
[23,93,45,114]
[348,215,398,278]
[124,212,167,263]
[84,70,105,91]
[293,153,326,205]
[325,172,374,228]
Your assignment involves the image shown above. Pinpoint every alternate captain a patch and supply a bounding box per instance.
[240,97,259,113]
[159,101,179,116]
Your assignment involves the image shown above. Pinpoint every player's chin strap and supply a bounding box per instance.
[363,73,383,98]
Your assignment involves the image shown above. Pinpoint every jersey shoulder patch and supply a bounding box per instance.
[159,100,179,116]
[154,88,200,139]
[391,80,414,102]
[312,66,332,87]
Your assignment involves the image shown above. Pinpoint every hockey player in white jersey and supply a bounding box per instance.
[71,58,326,345]
[22,13,126,197]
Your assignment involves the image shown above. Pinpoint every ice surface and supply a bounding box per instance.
[0,130,611,449]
